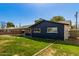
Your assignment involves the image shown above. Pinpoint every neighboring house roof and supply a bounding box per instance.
[58,21,71,25]
[0,27,27,30]
[29,20,70,28]
[21,25,32,28]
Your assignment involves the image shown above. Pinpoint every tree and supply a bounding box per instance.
[50,16,65,22]
[6,22,15,28]
[35,18,45,24]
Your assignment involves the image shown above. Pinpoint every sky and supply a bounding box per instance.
[0,3,79,26]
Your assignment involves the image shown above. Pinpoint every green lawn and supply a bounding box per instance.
[37,40,79,56]
[0,35,53,56]
[1,35,79,56]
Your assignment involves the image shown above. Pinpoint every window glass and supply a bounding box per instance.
[47,27,58,33]
[34,28,41,33]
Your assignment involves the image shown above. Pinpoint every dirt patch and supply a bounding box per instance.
[13,54,19,56]
[37,47,56,56]
[0,40,14,45]
[0,40,14,53]
[0,35,12,37]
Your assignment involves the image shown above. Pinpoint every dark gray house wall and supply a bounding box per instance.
[30,21,64,40]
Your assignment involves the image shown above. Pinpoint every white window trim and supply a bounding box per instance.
[34,28,41,33]
[47,27,58,33]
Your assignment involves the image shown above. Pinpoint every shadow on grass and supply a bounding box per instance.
[19,35,56,43]
[18,35,79,47]
[53,40,79,47]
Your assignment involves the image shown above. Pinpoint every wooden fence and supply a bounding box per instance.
[69,29,79,39]
[0,28,27,35]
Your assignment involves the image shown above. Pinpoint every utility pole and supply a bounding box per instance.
[75,11,78,29]
[19,23,21,28]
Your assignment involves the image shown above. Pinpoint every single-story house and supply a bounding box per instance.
[0,19,71,40]
[25,20,71,40]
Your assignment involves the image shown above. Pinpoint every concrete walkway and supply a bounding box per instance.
[33,43,53,56]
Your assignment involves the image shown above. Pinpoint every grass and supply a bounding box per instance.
[37,40,79,56]
[1,35,79,56]
[0,35,54,56]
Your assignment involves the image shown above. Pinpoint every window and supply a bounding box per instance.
[25,28,31,33]
[34,28,41,33]
[47,27,58,33]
